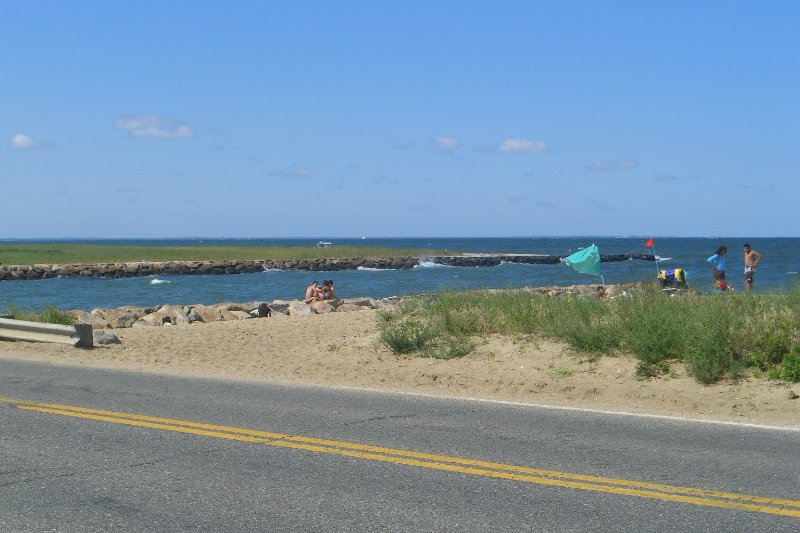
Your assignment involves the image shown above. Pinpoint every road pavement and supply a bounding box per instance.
[1,358,798,531]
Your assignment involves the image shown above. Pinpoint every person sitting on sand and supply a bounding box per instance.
[319,280,337,300]
[596,285,606,299]
[304,281,320,303]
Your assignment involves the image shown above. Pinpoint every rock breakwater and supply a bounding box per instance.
[0,254,654,281]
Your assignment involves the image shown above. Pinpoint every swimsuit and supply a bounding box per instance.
[745,265,755,284]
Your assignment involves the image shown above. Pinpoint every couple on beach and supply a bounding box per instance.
[304,280,337,303]
[707,243,763,292]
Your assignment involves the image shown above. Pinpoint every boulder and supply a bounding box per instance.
[336,303,369,312]
[93,331,121,345]
[91,306,150,328]
[310,301,335,314]
[267,301,291,315]
[191,306,239,323]
[288,302,314,317]
[69,310,111,329]
[230,310,253,320]
[158,305,191,325]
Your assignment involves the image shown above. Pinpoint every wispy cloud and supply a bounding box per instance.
[434,136,460,152]
[497,138,547,153]
[269,167,317,178]
[532,200,556,209]
[394,141,416,150]
[586,159,639,171]
[8,133,46,149]
[373,175,398,184]
[114,114,194,139]
[509,195,527,205]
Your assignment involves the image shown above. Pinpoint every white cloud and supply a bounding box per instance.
[114,114,195,139]
[9,133,37,149]
[587,159,639,171]
[497,138,547,153]
[434,136,460,152]
[654,174,678,181]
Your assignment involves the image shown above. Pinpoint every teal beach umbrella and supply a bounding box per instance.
[563,244,603,278]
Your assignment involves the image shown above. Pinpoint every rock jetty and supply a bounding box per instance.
[0,254,654,281]
[69,297,404,330]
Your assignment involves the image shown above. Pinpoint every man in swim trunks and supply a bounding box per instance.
[304,281,319,303]
[743,243,763,291]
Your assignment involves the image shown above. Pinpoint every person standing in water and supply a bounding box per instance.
[743,243,764,291]
[707,246,728,291]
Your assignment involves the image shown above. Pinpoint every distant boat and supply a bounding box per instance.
[361,236,366,240]
[316,241,333,248]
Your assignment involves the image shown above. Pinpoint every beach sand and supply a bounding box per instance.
[1,309,798,428]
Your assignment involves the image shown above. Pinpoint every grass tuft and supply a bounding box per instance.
[377,285,800,384]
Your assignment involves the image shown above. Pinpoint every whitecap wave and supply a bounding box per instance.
[357,266,397,271]
[789,271,798,275]
[149,278,172,285]
[655,256,672,261]
[262,268,285,272]
[414,260,449,268]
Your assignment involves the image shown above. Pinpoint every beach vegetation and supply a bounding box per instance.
[2,305,74,325]
[0,244,451,266]
[377,285,800,384]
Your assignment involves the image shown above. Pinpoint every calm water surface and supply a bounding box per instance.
[2,237,798,311]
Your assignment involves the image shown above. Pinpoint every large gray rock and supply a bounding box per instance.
[93,331,121,345]
[310,301,335,314]
[91,306,150,328]
[69,310,111,329]
[336,303,370,312]
[288,302,314,316]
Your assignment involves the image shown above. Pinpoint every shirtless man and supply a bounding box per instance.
[304,281,320,303]
[743,243,763,291]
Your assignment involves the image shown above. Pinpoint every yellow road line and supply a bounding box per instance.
[3,396,800,518]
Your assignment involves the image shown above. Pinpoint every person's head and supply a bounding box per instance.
[743,243,751,253]
[311,280,318,287]
[715,246,727,255]
[596,285,606,297]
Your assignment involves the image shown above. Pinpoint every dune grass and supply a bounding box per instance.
[2,305,74,325]
[378,286,800,383]
[0,244,450,265]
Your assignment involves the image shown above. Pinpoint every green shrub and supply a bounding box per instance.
[616,290,684,364]
[779,350,800,382]
[379,319,432,354]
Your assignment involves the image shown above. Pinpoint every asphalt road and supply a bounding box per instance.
[1,358,799,532]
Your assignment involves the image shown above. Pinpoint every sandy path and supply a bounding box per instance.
[2,310,798,428]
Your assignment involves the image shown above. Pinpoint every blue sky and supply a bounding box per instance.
[2,1,798,238]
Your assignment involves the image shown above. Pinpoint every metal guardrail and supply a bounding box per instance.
[0,318,93,348]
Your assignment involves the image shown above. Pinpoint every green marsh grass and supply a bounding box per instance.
[0,244,450,265]
[3,305,74,325]
[377,286,800,383]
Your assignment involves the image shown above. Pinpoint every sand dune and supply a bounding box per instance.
[1,309,798,428]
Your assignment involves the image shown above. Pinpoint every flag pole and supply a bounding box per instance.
[651,242,660,274]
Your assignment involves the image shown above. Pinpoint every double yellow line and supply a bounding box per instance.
[2,395,799,518]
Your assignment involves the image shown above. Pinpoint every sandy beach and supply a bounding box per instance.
[1,309,798,429]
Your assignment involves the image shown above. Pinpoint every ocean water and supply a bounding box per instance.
[1,237,798,311]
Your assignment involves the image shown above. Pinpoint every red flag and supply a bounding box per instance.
[645,237,654,247]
